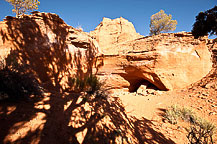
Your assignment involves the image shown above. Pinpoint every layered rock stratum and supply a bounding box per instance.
[96,33,212,91]
[0,13,214,92]
[90,17,212,91]
[0,12,216,144]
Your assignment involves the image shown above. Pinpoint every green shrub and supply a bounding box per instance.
[0,67,42,100]
[164,105,181,124]
[0,57,6,70]
[0,51,43,100]
[164,105,196,124]
[187,118,216,144]
[180,107,196,123]
[68,74,101,94]
[164,105,216,143]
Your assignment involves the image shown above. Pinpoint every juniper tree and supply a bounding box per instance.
[149,10,177,35]
[6,0,40,18]
[192,6,217,38]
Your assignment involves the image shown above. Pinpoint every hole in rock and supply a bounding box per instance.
[128,77,161,92]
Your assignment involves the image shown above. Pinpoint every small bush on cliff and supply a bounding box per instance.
[5,0,40,17]
[149,10,177,35]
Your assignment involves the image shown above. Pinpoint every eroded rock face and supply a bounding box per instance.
[0,14,213,92]
[90,17,142,52]
[0,12,102,90]
[97,32,212,91]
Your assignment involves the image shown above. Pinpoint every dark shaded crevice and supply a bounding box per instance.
[128,78,161,92]
[119,73,163,92]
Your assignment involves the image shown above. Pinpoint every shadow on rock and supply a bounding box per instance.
[0,13,175,144]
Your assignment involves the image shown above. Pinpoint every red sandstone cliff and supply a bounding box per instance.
[91,17,212,91]
[0,13,214,92]
[0,12,102,90]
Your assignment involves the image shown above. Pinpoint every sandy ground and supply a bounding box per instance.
[0,76,216,144]
[118,87,217,143]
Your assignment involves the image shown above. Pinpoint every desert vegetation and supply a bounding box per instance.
[0,2,216,144]
[5,0,40,17]
[192,5,217,38]
[0,51,42,100]
[149,10,177,35]
[164,105,216,144]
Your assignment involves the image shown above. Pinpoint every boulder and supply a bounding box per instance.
[136,84,148,96]
[90,17,142,52]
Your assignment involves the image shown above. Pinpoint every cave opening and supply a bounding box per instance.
[128,78,161,93]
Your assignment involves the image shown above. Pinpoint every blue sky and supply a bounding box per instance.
[0,0,216,37]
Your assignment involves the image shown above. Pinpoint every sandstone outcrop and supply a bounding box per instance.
[90,17,142,52]
[0,12,102,90]
[97,32,212,91]
[0,13,213,92]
